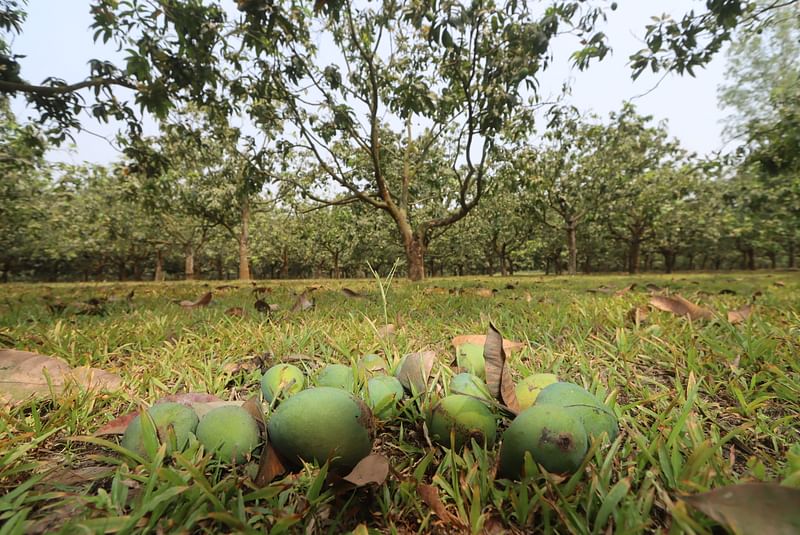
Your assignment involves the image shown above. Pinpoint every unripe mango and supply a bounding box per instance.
[196,405,261,464]
[316,363,355,391]
[261,363,305,402]
[456,343,485,378]
[515,373,559,410]
[121,402,199,457]
[428,394,496,450]
[535,382,619,441]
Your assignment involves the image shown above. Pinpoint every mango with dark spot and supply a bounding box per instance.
[498,405,588,477]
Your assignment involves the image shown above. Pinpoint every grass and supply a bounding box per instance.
[0,271,798,534]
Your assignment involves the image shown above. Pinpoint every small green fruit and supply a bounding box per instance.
[515,373,559,409]
[456,343,485,378]
[499,405,588,478]
[196,405,261,464]
[316,364,355,391]
[366,375,405,419]
[261,363,305,402]
[535,382,619,441]
[428,394,496,450]
[121,402,199,457]
[449,373,492,401]
[267,387,373,471]
[357,354,388,379]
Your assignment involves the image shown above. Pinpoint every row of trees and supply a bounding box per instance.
[1,1,798,281]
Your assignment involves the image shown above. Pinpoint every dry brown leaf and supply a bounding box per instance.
[483,324,520,414]
[774,281,786,287]
[342,454,389,487]
[475,287,495,298]
[254,442,288,487]
[377,324,396,337]
[524,291,533,303]
[626,306,649,327]
[645,283,663,293]
[341,288,365,298]
[41,465,114,487]
[418,483,464,528]
[0,349,122,406]
[291,291,314,312]
[396,351,436,393]
[649,294,714,320]
[179,292,212,308]
[728,304,753,325]
[225,307,245,318]
[614,283,637,296]
[451,334,525,354]
[681,483,800,535]
[422,286,447,295]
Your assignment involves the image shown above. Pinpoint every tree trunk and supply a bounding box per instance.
[405,235,426,281]
[154,249,165,281]
[767,251,776,269]
[333,251,340,279]
[566,225,578,275]
[238,198,251,280]
[117,260,127,281]
[280,248,289,279]
[216,254,224,280]
[185,247,195,280]
[788,241,796,268]
[499,244,508,276]
[661,249,676,274]
[628,240,641,274]
[747,248,756,270]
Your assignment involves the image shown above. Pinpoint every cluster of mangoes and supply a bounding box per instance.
[120,345,619,478]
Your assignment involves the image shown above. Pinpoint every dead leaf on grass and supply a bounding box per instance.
[41,465,115,487]
[342,453,389,487]
[225,307,245,318]
[649,294,714,320]
[341,288,365,298]
[680,483,800,535]
[422,286,447,295]
[0,349,122,406]
[718,288,737,295]
[728,304,753,325]
[614,283,637,296]
[396,351,436,393]
[179,292,212,308]
[484,324,520,414]
[418,483,464,528]
[291,291,314,312]
[524,291,533,303]
[475,288,496,298]
[626,306,649,327]
[254,442,288,487]
[587,285,614,294]
[377,324,396,337]
[774,281,786,287]
[645,283,663,293]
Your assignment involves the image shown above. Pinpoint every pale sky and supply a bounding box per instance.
[9,1,733,165]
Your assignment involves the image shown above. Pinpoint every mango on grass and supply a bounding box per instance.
[366,375,405,419]
[196,405,261,464]
[456,342,485,379]
[428,394,496,450]
[535,382,619,441]
[261,363,305,402]
[498,404,588,478]
[267,387,373,471]
[316,363,355,391]
[449,372,492,401]
[121,402,199,457]
[515,373,559,410]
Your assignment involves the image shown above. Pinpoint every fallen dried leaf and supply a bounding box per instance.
[179,292,212,308]
[649,294,714,320]
[396,351,436,393]
[291,291,314,312]
[614,283,636,296]
[484,324,519,414]
[377,324,396,337]
[254,443,287,487]
[728,304,753,325]
[718,288,737,295]
[342,454,389,487]
[475,288,495,298]
[341,288,365,298]
[225,307,245,318]
[0,349,122,406]
[626,306,649,327]
[681,483,800,535]
[418,483,464,527]
[774,281,786,287]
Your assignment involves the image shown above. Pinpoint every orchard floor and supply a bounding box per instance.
[1,271,799,534]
